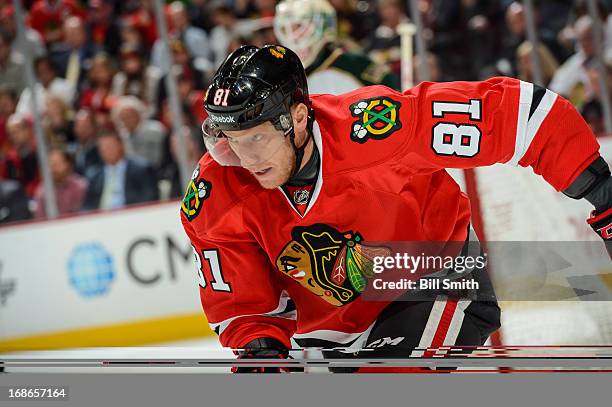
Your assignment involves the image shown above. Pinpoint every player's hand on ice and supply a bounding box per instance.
[232,338,300,373]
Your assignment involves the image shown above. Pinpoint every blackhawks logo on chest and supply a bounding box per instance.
[276,224,391,306]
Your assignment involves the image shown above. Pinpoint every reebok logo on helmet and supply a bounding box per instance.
[209,114,236,123]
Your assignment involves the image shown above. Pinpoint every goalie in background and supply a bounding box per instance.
[274,0,400,95]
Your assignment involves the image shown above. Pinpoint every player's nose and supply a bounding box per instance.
[239,152,267,169]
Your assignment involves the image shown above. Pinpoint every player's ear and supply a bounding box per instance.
[291,103,309,145]
[291,103,308,131]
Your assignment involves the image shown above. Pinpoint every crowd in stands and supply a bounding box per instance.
[1,0,612,223]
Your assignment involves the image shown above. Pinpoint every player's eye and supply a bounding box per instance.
[251,134,264,143]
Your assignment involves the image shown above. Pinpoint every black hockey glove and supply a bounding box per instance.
[232,338,297,373]
[563,156,612,260]
[587,208,612,260]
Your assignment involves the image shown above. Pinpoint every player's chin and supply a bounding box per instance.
[251,167,288,189]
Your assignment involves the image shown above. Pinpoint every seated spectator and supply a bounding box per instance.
[151,1,212,70]
[557,0,609,60]
[330,0,378,43]
[0,30,25,96]
[119,21,148,58]
[121,0,158,50]
[49,16,97,91]
[516,41,559,86]
[0,85,17,155]
[550,15,611,101]
[33,148,87,218]
[78,53,116,113]
[413,52,443,84]
[581,97,605,138]
[111,44,161,117]
[462,0,503,80]
[82,130,159,211]
[502,1,570,73]
[171,39,209,87]
[581,58,612,138]
[365,0,409,78]
[1,5,46,60]
[27,0,84,46]
[69,108,102,175]
[253,0,277,18]
[1,114,40,198]
[111,96,167,171]
[161,127,206,199]
[209,4,254,68]
[156,40,209,114]
[42,95,74,148]
[250,17,278,49]
[0,179,31,223]
[86,0,122,58]
[176,70,207,126]
[188,0,215,33]
[16,57,75,116]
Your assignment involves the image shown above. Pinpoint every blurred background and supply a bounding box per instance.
[1,0,612,358]
[1,0,612,224]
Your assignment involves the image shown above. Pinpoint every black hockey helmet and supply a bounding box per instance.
[202,45,313,169]
[203,44,309,132]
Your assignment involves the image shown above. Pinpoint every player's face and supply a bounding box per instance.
[222,103,311,189]
[224,122,296,189]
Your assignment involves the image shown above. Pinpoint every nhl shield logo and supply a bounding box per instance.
[293,189,309,205]
[350,96,402,143]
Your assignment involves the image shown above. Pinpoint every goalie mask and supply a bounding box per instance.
[274,0,338,69]
[202,45,311,168]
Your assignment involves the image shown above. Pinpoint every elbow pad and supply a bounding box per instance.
[563,156,610,200]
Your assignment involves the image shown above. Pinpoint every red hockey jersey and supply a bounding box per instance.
[181,77,601,349]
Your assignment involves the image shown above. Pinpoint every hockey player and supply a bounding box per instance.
[181,45,612,373]
[273,0,399,94]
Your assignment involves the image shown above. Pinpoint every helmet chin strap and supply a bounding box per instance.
[289,128,310,176]
[277,105,317,183]
[286,116,319,186]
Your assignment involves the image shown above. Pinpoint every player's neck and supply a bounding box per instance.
[287,136,319,187]
[300,136,315,170]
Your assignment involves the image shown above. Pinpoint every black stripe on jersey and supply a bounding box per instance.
[529,84,547,120]
[293,334,363,349]
[270,298,297,316]
[212,299,296,336]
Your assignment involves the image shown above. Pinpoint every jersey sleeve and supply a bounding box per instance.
[180,193,296,349]
[404,77,602,191]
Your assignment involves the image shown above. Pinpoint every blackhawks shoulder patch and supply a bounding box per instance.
[181,166,212,221]
[350,96,402,143]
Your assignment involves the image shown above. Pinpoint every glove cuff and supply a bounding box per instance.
[232,337,290,373]
[238,337,289,359]
[588,207,612,240]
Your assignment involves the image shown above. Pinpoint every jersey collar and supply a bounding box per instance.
[277,121,324,218]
